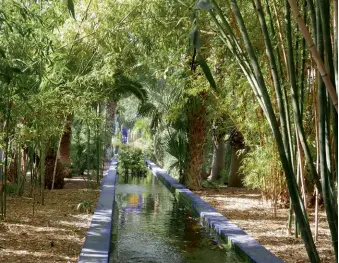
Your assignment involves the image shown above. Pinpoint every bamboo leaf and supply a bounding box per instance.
[190,26,201,49]
[197,54,217,90]
[195,0,213,11]
[67,0,75,19]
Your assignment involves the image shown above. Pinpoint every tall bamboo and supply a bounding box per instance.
[40,142,45,206]
[52,126,64,190]
[16,145,22,195]
[2,97,11,218]
[196,1,320,261]
[334,0,338,90]
[229,1,320,260]
[87,125,91,182]
[285,0,323,197]
[96,103,101,184]
[316,2,338,258]
[286,0,338,112]
[253,0,291,164]
[317,0,338,179]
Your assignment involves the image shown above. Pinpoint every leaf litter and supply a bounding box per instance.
[0,178,100,263]
[194,187,334,263]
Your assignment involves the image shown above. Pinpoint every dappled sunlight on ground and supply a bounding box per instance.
[0,179,100,263]
[195,187,334,263]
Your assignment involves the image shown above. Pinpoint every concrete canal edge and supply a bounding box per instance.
[78,158,118,263]
[145,159,285,263]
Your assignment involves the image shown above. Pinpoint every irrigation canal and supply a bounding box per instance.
[109,172,243,263]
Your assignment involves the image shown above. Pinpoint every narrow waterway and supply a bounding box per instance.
[109,172,243,263]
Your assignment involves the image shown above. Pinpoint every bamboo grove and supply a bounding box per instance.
[194,0,338,261]
[0,1,337,262]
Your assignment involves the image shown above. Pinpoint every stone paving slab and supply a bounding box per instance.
[145,159,285,263]
[78,158,117,263]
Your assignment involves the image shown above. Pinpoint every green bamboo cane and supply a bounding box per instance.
[211,15,265,107]
[284,0,322,196]
[96,103,100,184]
[87,125,91,183]
[0,147,3,219]
[286,0,338,112]
[2,95,11,218]
[335,0,338,90]
[228,0,320,261]
[17,145,21,196]
[40,141,45,205]
[208,4,271,121]
[254,4,296,235]
[316,2,338,258]
[317,0,338,180]
[265,0,295,175]
[305,0,317,40]
[325,98,337,211]
[253,0,291,165]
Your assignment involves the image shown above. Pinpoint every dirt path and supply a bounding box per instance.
[194,187,334,263]
[0,179,100,263]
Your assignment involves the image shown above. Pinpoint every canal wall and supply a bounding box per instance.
[145,159,285,263]
[78,158,118,263]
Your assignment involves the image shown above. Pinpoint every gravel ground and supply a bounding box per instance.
[0,179,100,263]
[194,187,334,263]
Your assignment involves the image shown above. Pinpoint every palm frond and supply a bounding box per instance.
[114,72,147,102]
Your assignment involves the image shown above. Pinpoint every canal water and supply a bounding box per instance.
[110,173,243,263]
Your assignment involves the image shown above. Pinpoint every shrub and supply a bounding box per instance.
[118,144,147,176]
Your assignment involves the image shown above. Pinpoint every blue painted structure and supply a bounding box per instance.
[145,159,285,263]
[78,158,118,263]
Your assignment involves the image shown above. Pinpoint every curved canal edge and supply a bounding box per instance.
[145,159,285,263]
[78,158,118,263]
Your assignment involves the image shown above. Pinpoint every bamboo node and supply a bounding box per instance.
[308,43,315,49]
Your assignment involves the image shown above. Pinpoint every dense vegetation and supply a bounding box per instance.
[0,0,337,262]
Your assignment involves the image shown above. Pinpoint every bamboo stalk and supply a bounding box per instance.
[2,98,11,219]
[272,0,288,75]
[209,8,271,120]
[284,0,322,197]
[316,2,338,257]
[96,103,101,184]
[286,0,338,112]
[271,0,295,167]
[253,0,291,164]
[40,142,45,206]
[229,0,320,260]
[0,148,3,219]
[52,119,67,190]
[334,0,338,90]
[16,145,21,196]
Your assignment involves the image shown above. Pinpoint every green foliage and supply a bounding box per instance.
[4,183,18,195]
[77,201,94,214]
[67,0,75,19]
[241,145,274,189]
[118,145,147,176]
[70,116,104,177]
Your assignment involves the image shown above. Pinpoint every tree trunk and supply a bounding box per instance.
[209,133,225,181]
[185,100,206,190]
[228,145,245,187]
[227,128,245,187]
[106,100,117,140]
[59,115,73,166]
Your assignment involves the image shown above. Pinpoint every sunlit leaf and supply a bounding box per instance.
[67,0,75,19]
[197,54,217,90]
[189,26,201,49]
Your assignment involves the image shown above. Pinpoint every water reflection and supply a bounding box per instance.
[110,173,243,263]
